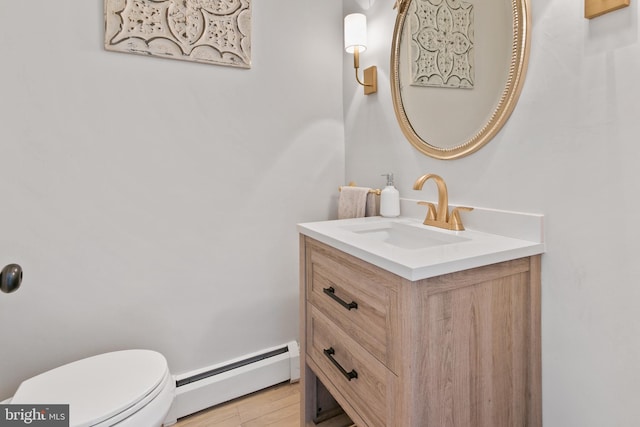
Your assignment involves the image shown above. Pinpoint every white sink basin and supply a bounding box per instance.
[298,213,544,281]
[341,221,469,250]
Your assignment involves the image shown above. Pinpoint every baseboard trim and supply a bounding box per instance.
[163,341,300,426]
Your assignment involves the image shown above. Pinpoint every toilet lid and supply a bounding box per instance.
[12,350,170,427]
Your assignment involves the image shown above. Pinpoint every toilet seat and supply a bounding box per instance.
[11,350,174,427]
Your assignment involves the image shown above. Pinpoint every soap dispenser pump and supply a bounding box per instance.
[380,173,400,218]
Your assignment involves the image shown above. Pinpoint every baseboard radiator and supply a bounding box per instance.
[163,341,300,426]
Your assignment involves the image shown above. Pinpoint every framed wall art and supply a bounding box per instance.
[104,0,252,68]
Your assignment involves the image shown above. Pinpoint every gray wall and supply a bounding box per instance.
[344,1,640,426]
[0,1,345,398]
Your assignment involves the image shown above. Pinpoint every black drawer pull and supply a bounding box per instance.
[323,347,358,381]
[323,287,358,310]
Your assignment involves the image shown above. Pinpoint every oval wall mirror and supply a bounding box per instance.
[391,0,530,159]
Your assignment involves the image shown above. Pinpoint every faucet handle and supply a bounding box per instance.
[417,201,437,222]
[449,206,473,231]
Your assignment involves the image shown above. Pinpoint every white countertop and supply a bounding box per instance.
[298,201,545,281]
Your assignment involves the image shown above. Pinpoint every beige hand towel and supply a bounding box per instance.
[365,192,379,217]
[338,187,371,219]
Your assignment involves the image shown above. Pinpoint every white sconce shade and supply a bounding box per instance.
[344,13,367,53]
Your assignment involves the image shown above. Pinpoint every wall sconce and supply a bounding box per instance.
[344,13,377,95]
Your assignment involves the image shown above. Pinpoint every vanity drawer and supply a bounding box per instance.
[305,238,400,372]
[307,304,391,427]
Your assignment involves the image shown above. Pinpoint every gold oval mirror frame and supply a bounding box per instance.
[391,0,531,160]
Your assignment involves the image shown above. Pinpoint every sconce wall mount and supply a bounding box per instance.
[585,0,629,18]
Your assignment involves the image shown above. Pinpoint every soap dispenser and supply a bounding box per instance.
[380,173,400,217]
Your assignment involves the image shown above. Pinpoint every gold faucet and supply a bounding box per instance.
[413,173,473,231]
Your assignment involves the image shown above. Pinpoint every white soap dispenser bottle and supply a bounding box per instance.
[380,173,400,218]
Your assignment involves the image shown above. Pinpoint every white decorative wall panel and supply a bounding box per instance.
[410,0,474,88]
[105,0,251,68]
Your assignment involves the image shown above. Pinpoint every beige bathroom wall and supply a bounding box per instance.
[344,0,640,426]
[0,1,345,398]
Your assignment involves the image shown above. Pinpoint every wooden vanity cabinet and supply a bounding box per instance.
[300,236,541,427]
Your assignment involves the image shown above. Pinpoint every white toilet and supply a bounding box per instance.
[9,349,175,427]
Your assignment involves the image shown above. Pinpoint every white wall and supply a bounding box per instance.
[344,0,640,426]
[5,1,637,423]
[0,1,345,398]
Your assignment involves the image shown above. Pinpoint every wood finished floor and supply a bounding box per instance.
[173,381,300,427]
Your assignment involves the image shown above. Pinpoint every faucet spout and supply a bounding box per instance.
[413,174,449,222]
[413,173,473,230]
